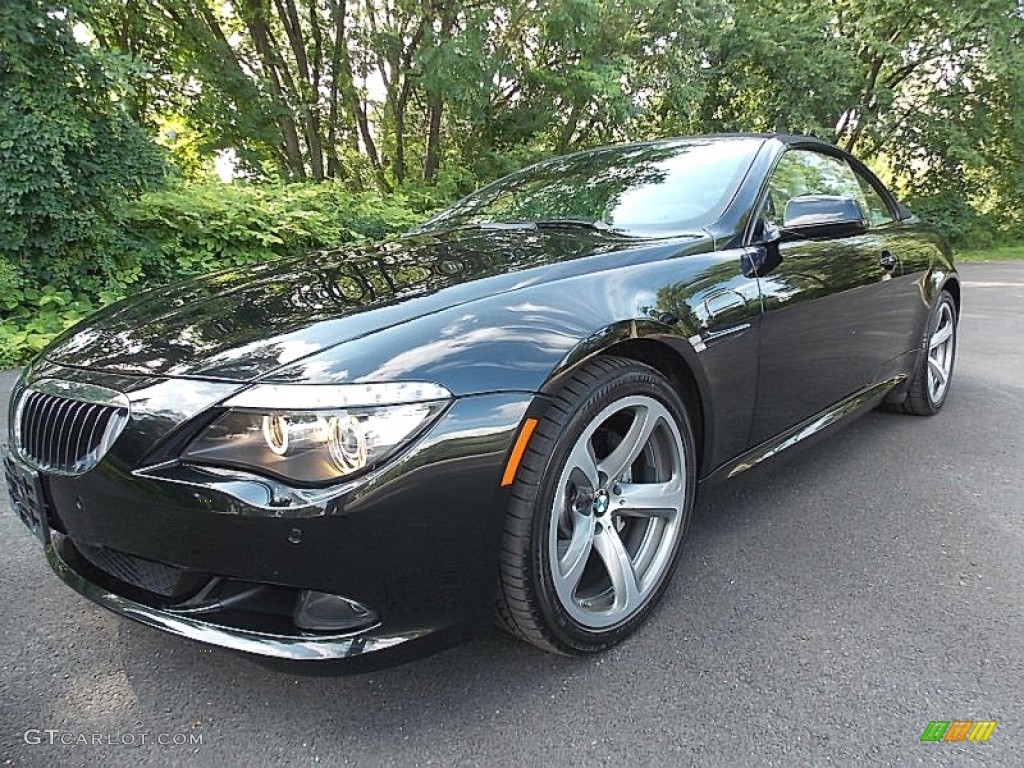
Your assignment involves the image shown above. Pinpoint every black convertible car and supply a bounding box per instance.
[4,134,958,668]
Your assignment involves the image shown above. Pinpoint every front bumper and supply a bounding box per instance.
[44,533,426,661]
[5,369,536,665]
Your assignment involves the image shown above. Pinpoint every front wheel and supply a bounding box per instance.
[495,357,696,655]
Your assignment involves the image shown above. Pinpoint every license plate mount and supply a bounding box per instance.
[3,448,50,546]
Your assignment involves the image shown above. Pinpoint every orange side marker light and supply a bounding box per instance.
[501,418,538,487]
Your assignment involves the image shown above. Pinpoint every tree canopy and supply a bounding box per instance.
[1,0,1022,365]
[70,0,1024,218]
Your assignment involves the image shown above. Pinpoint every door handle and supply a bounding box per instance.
[703,290,747,320]
[880,250,898,271]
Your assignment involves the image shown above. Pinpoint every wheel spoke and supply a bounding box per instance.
[928,357,948,387]
[593,523,642,612]
[597,405,656,483]
[930,321,952,349]
[557,513,595,592]
[613,479,682,518]
[566,438,600,491]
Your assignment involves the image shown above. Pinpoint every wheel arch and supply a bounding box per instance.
[942,275,961,316]
[600,338,708,474]
[541,322,713,476]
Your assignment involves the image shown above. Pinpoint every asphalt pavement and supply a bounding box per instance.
[1,262,1021,767]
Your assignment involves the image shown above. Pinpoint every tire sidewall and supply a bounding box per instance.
[528,365,696,653]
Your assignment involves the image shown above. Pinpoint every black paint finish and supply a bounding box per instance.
[4,134,958,667]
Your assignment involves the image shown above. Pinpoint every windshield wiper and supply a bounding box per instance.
[437,221,537,233]
[415,219,628,237]
[512,219,627,235]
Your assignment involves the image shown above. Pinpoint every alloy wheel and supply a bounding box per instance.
[927,302,955,403]
[547,395,686,629]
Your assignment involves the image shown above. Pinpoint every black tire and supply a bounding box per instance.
[884,290,958,416]
[495,356,696,655]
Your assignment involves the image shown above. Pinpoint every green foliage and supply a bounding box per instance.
[121,182,431,279]
[0,0,165,367]
[956,241,1024,262]
[0,0,165,274]
[0,286,97,369]
[3,0,1024,365]
[65,0,1024,220]
[0,181,439,366]
[903,192,999,249]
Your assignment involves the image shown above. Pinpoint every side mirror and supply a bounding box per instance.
[782,195,867,239]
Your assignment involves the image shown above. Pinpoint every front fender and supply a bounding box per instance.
[260,257,718,397]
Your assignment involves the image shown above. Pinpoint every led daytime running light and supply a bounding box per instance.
[225,382,452,410]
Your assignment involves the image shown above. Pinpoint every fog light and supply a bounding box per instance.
[293,590,378,632]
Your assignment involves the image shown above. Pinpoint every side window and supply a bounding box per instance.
[764,149,870,227]
[853,171,895,227]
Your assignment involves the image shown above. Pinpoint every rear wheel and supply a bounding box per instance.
[887,290,958,415]
[496,356,696,654]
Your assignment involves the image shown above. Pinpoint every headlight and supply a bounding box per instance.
[182,383,451,485]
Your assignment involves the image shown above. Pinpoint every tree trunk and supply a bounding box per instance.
[273,0,324,180]
[423,94,443,182]
[557,102,580,153]
[422,9,453,183]
[393,76,411,183]
[329,0,388,189]
[240,0,306,179]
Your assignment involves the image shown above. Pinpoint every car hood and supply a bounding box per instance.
[44,228,704,381]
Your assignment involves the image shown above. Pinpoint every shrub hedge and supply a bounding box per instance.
[4,176,1018,369]
[0,181,440,367]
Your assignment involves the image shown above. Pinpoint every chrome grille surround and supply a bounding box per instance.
[14,379,130,475]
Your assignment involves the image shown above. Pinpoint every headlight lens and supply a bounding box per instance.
[183,399,447,485]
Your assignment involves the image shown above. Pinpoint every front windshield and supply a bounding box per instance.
[417,137,765,237]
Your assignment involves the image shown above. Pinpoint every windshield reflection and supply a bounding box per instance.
[416,137,765,237]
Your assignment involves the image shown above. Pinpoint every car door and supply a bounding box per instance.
[848,161,934,372]
[750,146,907,446]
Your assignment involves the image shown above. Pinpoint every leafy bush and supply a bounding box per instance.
[0,1,166,288]
[0,180,442,367]
[904,193,993,249]
[0,0,166,367]
[119,182,433,281]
